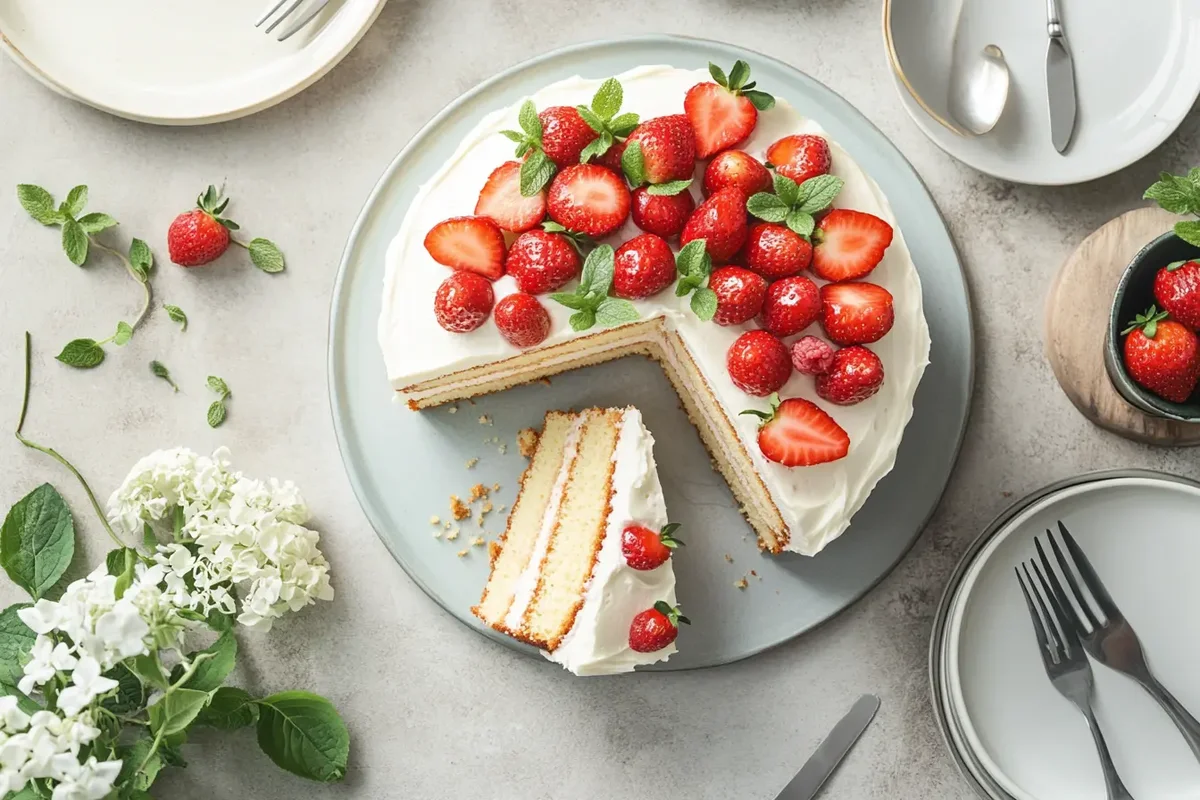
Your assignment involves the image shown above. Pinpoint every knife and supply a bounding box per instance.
[1045,0,1077,153]
[773,694,880,800]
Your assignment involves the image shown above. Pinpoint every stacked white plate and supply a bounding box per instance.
[930,470,1200,799]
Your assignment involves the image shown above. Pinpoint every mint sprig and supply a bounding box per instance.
[709,60,775,111]
[1145,169,1200,247]
[150,360,179,393]
[577,77,639,164]
[548,244,639,331]
[500,100,556,197]
[163,304,188,331]
[746,173,844,238]
[672,240,717,321]
[617,140,693,197]
[207,375,231,428]
[55,320,134,369]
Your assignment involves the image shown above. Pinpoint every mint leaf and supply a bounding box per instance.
[248,238,285,273]
[518,100,541,140]
[647,179,692,197]
[196,686,258,731]
[674,278,696,297]
[207,401,227,428]
[207,375,230,397]
[149,687,209,736]
[16,184,62,225]
[690,287,718,321]
[621,140,646,187]
[61,185,88,218]
[796,175,844,213]
[56,338,105,369]
[500,130,526,145]
[1176,220,1200,247]
[744,90,776,111]
[583,244,615,295]
[1145,172,1200,215]
[519,150,555,197]
[728,60,751,90]
[0,605,35,686]
[579,135,608,164]
[61,218,88,265]
[150,361,178,392]
[548,292,587,310]
[609,112,639,137]
[128,237,153,280]
[785,209,815,238]
[591,77,623,120]
[255,691,349,783]
[675,240,710,278]
[576,105,608,134]
[746,192,789,222]
[77,212,117,234]
[773,173,800,207]
[569,310,596,331]
[595,297,639,327]
[113,321,133,346]
[708,62,729,87]
[163,304,187,331]
[184,630,237,692]
[0,484,74,600]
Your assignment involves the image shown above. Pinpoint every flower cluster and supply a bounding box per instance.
[0,697,120,800]
[106,447,334,631]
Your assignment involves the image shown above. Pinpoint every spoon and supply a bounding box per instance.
[947,44,1011,135]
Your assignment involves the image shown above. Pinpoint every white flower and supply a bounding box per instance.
[18,637,77,695]
[0,697,29,733]
[18,598,67,635]
[49,755,120,800]
[55,657,118,718]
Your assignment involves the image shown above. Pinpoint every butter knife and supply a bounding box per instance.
[1046,0,1077,153]
[774,694,880,800]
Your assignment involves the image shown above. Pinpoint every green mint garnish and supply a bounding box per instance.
[1144,169,1200,247]
[672,240,717,321]
[500,100,557,197]
[163,304,188,331]
[746,173,844,238]
[150,360,179,392]
[206,375,232,428]
[548,244,639,331]
[577,77,639,164]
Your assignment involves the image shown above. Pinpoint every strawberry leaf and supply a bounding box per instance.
[708,62,729,88]
[728,60,751,91]
[647,179,692,197]
[1166,260,1191,272]
[743,91,776,111]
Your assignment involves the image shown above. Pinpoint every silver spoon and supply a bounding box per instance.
[947,44,1011,135]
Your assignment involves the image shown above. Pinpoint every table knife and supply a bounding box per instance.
[1045,0,1077,153]
[773,694,880,800]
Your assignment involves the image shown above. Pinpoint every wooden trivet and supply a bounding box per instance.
[1044,207,1200,446]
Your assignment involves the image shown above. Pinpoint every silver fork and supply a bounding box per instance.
[256,0,332,42]
[1017,561,1133,799]
[1038,521,1200,761]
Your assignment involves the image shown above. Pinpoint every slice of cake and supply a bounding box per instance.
[473,407,685,675]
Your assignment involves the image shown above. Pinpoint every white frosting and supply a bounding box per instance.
[379,66,932,555]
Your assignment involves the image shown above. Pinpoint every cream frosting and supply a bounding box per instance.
[378,66,931,555]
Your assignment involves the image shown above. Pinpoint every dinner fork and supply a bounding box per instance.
[1038,521,1200,762]
[256,0,332,42]
[1017,561,1133,799]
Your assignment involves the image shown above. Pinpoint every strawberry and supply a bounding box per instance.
[505,230,581,294]
[596,138,627,173]
[709,266,767,326]
[613,234,676,299]
[538,106,597,168]
[167,185,237,266]
[702,150,772,198]
[474,161,547,233]
[625,114,696,184]
[820,282,895,345]
[791,335,836,376]
[811,210,894,282]
[766,134,832,185]
[546,165,631,238]
[629,601,690,652]
[680,186,749,263]
[741,395,850,467]
[423,216,507,280]
[762,276,821,338]
[727,330,792,396]
[494,292,551,348]
[745,223,813,280]
[816,345,884,405]
[1122,306,1200,403]
[631,186,695,239]
[684,61,775,158]
[621,522,684,570]
[1154,260,1200,329]
[434,272,494,333]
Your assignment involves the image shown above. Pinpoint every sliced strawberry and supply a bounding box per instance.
[766,134,831,185]
[631,186,695,239]
[625,114,696,184]
[474,161,547,233]
[811,210,894,282]
[539,106,597,167]
[685,83,759,159]
[680,186,749,263]
[423,216,507,280]
[703,150,772,198]
[820,282,895,345]
[546,165,631,239]
[742,395,850,467]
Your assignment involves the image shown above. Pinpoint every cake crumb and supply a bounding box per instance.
[447,405,458,414]
[497,504,507,513]
[470,483,490,502]
[481,500,494,515]
[538,377,552,386]
[446,526,460,541]
[488,540,502,565]
[498,443,507,455]
[470,536,485,547]
[429,515,441,525]
[478,414,493,426]
[465,457,479,469]
[492,482,501,492]
[723,554,733,563]
[432,530,442,539]
[750,570,759,578]
[456,548,469,558]
[734,578,748,590]
[450,496,470,520]
[475,513,485,527]
[517,428,539,458]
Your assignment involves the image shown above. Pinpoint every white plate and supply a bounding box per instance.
[885,0,1200,185]
[945,477,1200,799]
[0,0,386,125]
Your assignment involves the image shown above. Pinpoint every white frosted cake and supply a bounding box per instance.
[379,64,931,556]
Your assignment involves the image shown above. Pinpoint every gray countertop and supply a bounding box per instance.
[2,1,1198,798]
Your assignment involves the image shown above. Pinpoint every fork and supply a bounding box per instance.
[256,0,332,42]
[1017,561,1133,799]
[1038,521,1200,762]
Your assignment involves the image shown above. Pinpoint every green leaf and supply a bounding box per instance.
[150,360,178,392]
[591,77,623,120]
[196,686,258,731]
[772,173,800,207]
[6,786,40,800]
[728,60,751,90]
[0,605,35,686]
[0,484,74,600]
[56,338,105,369]
[61,185,88,218]
[1,681,40,716]
[621,140,646,187]
[579,136,606,164]
[128,238,153,280]
[184,631,237,692]
[743,90,776,111]
[1175,220,1200,247]
[647,179,692,197]
[581,244,615,295]
[746,192,789,223]
[172,504,185,539]
[163,304,188,331]
[206,608,234,632]
[569,310,596,331]
[708,62,729,87]
[595,298,639,327]
[149,687,210,735]
[129,654,169,691]
[100,663,144,715]
[113,547,136,599]
[248,238,285,274]
[207,401,227,429]
[206,375,230,397]
[795,175,845,213]
[609,112,639,137]
[61,218,88,265]
[674,277,696,297]
[518,100,541,140]
[113,321,133,347]
[675,240,710,278]
[576,104,608,134]
[549,292,587,311]
[76,212,117,234]
[1144,172,1200,215]
[690,287,718,321]
[105,547,128,576]
[255,691,349,783]
[499,129,526,145]
[143,522,158,553]
[118,736,162,791]
[785,209,815,238]
[519,150,555,197]
[16,184,63,225]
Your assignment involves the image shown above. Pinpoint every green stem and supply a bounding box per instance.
[229,237,249,250]
[15,332,127,549]
[90,239,153,330]
[137,726,166,774]
[134,652,213,774]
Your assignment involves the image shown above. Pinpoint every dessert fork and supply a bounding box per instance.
[256,0,332,42]
[1016,561,1132,800]
[1037,521,1200,762]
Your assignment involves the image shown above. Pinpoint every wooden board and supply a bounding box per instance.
[1045,207,1200,446]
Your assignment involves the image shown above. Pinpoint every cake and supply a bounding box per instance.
[472,407,684,675]
[378,62,932,556]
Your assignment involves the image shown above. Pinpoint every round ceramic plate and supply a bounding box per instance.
[0,0,385,125]
[328,35,973,670]
[885,0,1200,185]
[943,476,1200,798]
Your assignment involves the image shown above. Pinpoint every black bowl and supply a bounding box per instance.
[1105,230,1200,421]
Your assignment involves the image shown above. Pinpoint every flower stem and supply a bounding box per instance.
[134,652,214,774]
[15,332,127,549]
[90,239,153,330]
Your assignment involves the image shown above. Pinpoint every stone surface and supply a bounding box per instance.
[2,1,1199,798]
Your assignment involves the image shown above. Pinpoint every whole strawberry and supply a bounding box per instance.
[621,522,684,570]
[631,186,695,239]
[168,186,234,266]
[816,345,884,405]
[727,330,792,396]
[625,115,696,184]
[709,266,767,326]
[745,223,813,280]
[762,276,821,338]
[629,601,690,653]
[434,272,494,333]
[703,150,772,198]
[494,292,551,348]
[1154,260,1200,330]
[539,106,597,167]
[613,234,676,299]
[505,230,581,294]
[1122,306,1200,403]
[681,186,749,264]
[766,134,832,185]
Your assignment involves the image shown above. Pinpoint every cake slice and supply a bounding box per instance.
[472,407,683,675]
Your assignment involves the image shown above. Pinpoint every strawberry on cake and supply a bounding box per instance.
[379,61,932,557]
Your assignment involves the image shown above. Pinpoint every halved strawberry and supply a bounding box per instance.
[475,162,547,233]
[820,282,895,345]
[684,61,774,158]
[811,210,894,282]
[625,114,697,184]
[546,164,631,238]
[766,135,831,185]
[423,216,507,280]
[741,395,850,468]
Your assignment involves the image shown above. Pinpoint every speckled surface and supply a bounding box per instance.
[1,1,1198,798]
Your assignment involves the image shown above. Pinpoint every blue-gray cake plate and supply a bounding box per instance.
[328,35,974,671]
